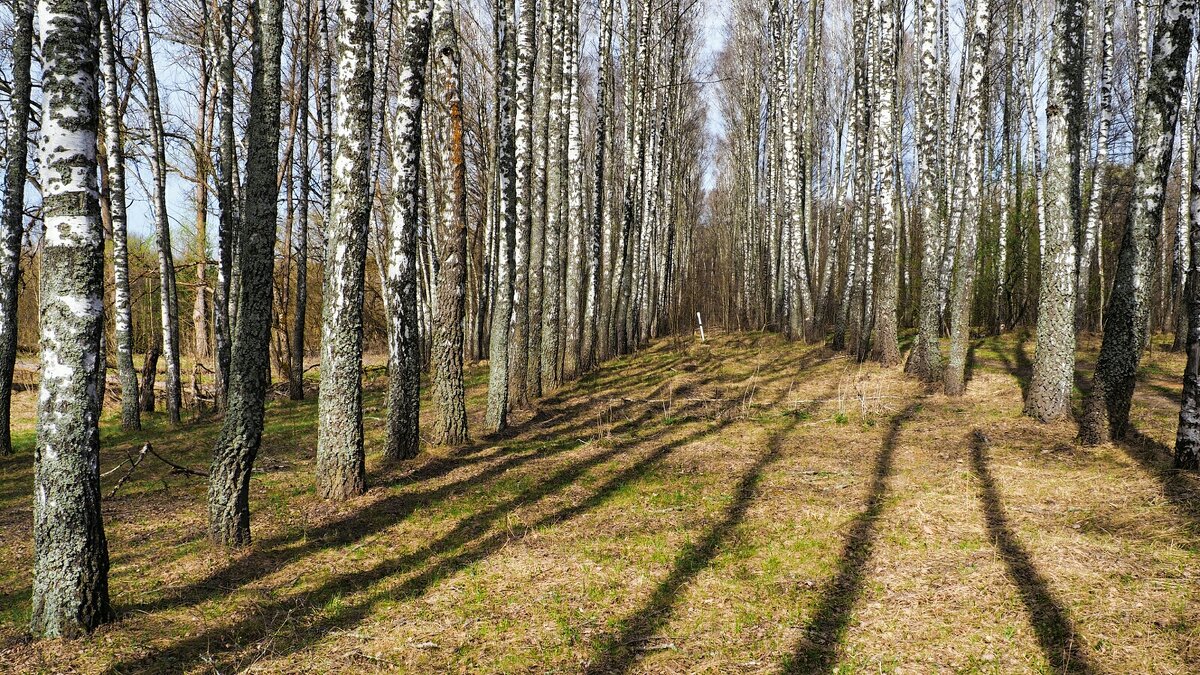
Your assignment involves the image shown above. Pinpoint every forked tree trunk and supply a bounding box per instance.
[383,0,434,461]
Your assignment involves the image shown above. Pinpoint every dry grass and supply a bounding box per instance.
[0,331,1197,673]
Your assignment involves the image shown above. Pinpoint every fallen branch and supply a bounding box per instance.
[106,443,151,498]
[145,443,208,477]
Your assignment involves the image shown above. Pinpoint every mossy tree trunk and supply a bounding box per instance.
[1082,0,1195,444]
[31,0,112,635]
[208,0,284,547]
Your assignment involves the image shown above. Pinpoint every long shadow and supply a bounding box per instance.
[990,331,1033,399]
[780,402,920,674]
[116,347,822,618]
[1118,427,1200,529]
[103,353,828,673]
[119,367,710,616]
[103,399,771,673]
[582,387,834,674]
[969,430,1092,674]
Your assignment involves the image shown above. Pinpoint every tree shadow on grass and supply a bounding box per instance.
[101,406,752,672]
[581,386,837,674]
[1117,427,1200,530]
[969,430,1092,674]
[780,402,920,674]
[100,352,828,673]
[989,331,1033,399]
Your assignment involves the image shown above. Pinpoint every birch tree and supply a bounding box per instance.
[384,0,434,460]
[289,2,312,402]
[1082,0,1196,443]
[486,0,517,433]
[1175,79,1200,469]
[944,0,993,397]
[208,0,284,547]
[430,0,469,446]
[508,0,537,406]
[1025,0,1085,421]
[906,0,942,380]
[317,0,374,499]
[138,0,183,424]
[0,0,35,454]
[31,0,112,635]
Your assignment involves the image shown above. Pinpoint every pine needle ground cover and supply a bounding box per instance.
[1,332,1197,673]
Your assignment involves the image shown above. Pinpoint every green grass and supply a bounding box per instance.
[0,332,1198,673]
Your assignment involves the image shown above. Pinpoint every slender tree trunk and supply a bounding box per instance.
[540,0,565,390]
[943,0,992,397]
[486,0,517,433]
[1175,85,1200,469]
[290,3,312,401]
[508,0,537,407]
[317,0,374,499]
[872,0,900,366]
[907,0,942,380]
[1077,0,1114,333]
[1082,0,1196,444]
[383,0,433,461]
[585,0,613,369]
[208,0,284,547]
[430,0,469,446]
[0,0,36,454]
[99,0,140,430]
[31,0,112,634]
[213,0,238,413]
[139,0,183,424]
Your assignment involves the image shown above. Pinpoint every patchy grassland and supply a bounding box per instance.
[0,331,1197,673]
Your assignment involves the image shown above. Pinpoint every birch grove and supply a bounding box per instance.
[8,0,1200,642]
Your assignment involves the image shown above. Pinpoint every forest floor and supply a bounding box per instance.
[0,330,1198,673]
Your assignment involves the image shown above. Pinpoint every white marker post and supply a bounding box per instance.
[696,312,705,342]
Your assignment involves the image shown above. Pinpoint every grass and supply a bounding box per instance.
[0,330,1198,673]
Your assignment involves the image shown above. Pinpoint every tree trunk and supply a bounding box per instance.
[1175,87,1200,469]
[430,0,470,446]
[906,0,943,381]
[384,0,434,461]
[30,0,112,634]
[871,0,900,366]
[508,0,537,407]
[317,0,374,500]
[0,0,35,454]
[290,2,312,402]
[140,339,160,413]
[213,0,238,413]
[138,0,183,425]
[1082,0,1195,444]
[486,0,518,433]
[208,0,284,547]
[943,0,992,397]
[1025,0,1085,422]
